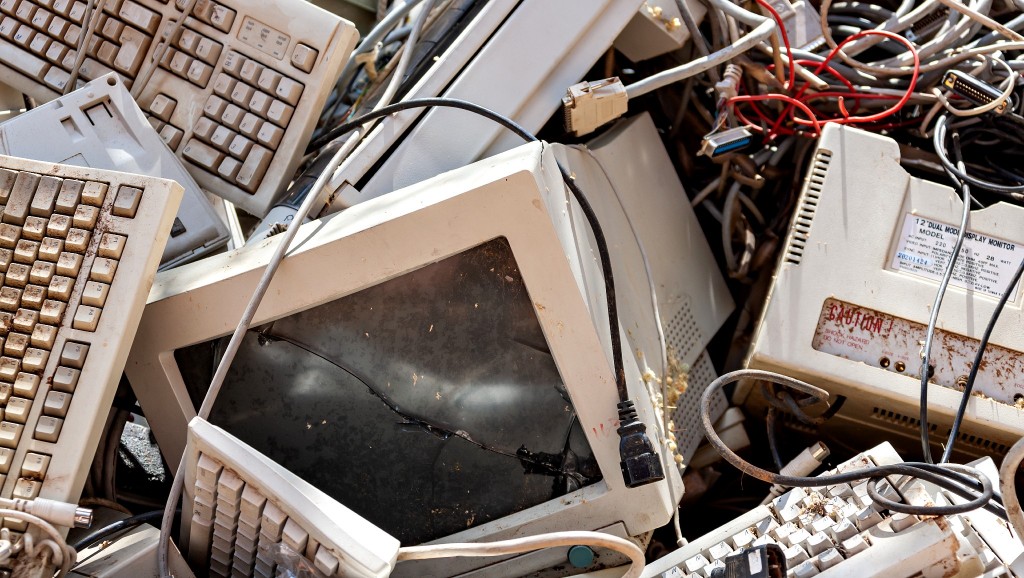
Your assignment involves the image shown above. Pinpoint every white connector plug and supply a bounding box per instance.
[0,498,92,529]
[562,78,628,137]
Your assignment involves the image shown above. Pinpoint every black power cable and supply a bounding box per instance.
[308,97,663,487]
[941,255,1024,463]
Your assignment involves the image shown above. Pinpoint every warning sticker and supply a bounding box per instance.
[891,214,1021,299]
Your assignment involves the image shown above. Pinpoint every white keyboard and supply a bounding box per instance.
[644,443,1024,578]
[0,73,228,269]
[0,154,180,562]
[0,0,358,217]
[183,418,400,578]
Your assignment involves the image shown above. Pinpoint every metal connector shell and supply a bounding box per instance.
[699,127,754,157]
[942,70,1008,114]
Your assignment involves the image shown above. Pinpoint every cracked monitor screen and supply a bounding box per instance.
[175,237,601,545]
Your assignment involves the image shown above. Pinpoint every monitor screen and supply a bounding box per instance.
[174,237,601,545]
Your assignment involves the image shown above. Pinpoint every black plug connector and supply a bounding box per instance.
[617,400,665,488]
[710,544,787,578]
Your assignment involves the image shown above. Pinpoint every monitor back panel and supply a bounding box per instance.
[745,124,1024,459]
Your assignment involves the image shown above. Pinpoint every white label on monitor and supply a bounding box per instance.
[891,214,1020,300]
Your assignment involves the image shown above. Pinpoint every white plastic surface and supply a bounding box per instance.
[0,0,358,217]
[127,142,681,577]
[0,74,227,268]
[329,0,644,209]
[744,124,1024,455]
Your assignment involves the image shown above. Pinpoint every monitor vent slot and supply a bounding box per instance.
[665,299,702,363]
[671,351,724,465]
[784,149,832,265]
[869,407,1008,454]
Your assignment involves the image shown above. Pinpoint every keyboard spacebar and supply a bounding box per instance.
[0,42,49,81]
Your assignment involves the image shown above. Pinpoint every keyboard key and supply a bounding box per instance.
[118,0,158,33]
[38,300,64,324]
[45,215,70,238]
[235,146,272,192]
[290,43,317,73]
[64,228,90,252]
[60,341,87,368]
[81,181,107,206]
[29,262,54,285]
[98,233,126,259]
[42,390,70,417]
[22,217,46,241]
[29,324,55,349]
[149,93,177,122]
[72,304,100,331]
[0,287,21,311]
[20,452,49,478]
[5,398,29,423]
[266,100,293,127]
[33,416,61,442]
[22,347,48,371]
[11,309,35,333]
[13,240,36,263]
[12,372,38,397]
[0,224,20,249]
[195,36,221,64]
[274,77,302,106]
[112,186,142,217]
[3,172,38,225]
[0,422,23,448]
[51,366,78,393]
[0,447,13,474]
[91,258,118,282]
[73,204,100,229]
[183,138,224,171]
[116,24,149,75]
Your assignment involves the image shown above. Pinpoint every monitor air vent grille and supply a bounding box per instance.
[784,149,832,265]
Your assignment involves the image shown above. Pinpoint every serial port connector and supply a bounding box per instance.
[942,70,1009,114]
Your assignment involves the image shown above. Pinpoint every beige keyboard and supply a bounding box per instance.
[184,418,399,578]
[0,0,358,217]
[0,154,180,555]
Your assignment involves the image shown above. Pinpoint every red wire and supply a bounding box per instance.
[802,29,920,125]
[754,0,796,91]
[731,94,823,136]
[730,29,920,138]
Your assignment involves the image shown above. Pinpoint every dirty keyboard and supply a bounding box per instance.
[0,0,357,217]
[643,443,1024,578]
[183,418,399,578]
[0,154,180,556]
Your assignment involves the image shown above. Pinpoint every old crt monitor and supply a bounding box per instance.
[743,124,1024,459]
[127,141,682,576]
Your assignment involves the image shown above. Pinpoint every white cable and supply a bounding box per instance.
[934,0,1024,41]
[397,531,645,578]
[999,436,1024,545]
[64,0,107,95]
[573,145,684,548]
[335,0,427,95]
[132,0,199,99]
[372,0,436,112]
[157,131,365,577]
[624,0,776,99]
[0,509,75,577]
